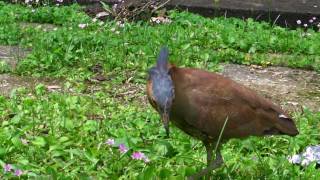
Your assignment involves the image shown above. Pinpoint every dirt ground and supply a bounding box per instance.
[221,64,320,112]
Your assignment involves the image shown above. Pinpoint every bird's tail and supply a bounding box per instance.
[156,46,169,73]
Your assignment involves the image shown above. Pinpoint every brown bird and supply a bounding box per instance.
[146,47,299,179]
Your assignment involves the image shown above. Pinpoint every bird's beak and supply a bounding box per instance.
[161,112,170,138]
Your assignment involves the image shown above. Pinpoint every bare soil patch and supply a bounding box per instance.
[221,63,320,112]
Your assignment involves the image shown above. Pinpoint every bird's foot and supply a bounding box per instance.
[187,154,224,180]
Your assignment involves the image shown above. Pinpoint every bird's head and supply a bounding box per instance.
[147,47,174,137]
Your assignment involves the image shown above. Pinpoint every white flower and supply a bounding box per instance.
[289,145,320,166]
[105,138,115,145]
[301,159,311,166]
[78,23,87,29]
[112,4,118,11]
[98,21,104,26]
[116,21,125,28]
[288,154,301,164]
[96,12,109,18]
[296,20,302,25]
[303,24,308,27]
[92,18,98,23]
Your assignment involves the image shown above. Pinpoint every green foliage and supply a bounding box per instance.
[0,2,319,179]
[0,85,319,179]
[0,2,320,78]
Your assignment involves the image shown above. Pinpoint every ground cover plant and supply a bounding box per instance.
[0,2,320,179]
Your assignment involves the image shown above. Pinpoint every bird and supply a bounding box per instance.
[146,47,299,179]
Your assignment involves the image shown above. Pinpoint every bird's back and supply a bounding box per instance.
[169,67,299,141]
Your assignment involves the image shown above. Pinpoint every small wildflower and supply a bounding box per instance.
[96,12,109,18]
[78,23,87,29]
[303,24,308,27]
[288,154,301,164]
[288,145,320,166]
[131,151,150,163]
[31,9,35,13]
[14,169,23,176]
[296,20,302,25]
[98,21,104,26]
[143,157,150,163]
[3,164,12,172]
[119,144,128,154]
[110,27,116,32]
[131,152,146,160]
[56,0,63,2]
[92,18,98,23]
[106,138,115,146]
[116,21,125,28]
[112,4,118,11]
[309,19,314,23]
[20,138,28,145]
[301,159,310,166]
[312,17,317,20]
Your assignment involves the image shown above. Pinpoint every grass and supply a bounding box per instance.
[0,2,320,179]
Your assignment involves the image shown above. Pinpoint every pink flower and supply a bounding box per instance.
[131,152,146,160]
[131,152,150,163]
[14,169,23,176]
[119,144,128,154]
[105,138,115,146]
[3,164,12,172]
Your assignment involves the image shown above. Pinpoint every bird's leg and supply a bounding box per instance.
[205,143,214,180]
[188,145,223,180]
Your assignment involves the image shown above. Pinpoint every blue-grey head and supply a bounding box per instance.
[148,46,175,137]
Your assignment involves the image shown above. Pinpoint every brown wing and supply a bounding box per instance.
[170,67,298,141]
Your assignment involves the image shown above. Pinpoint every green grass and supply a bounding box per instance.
[1,2,320,78]
[0,84,319,179]
[0,2,320,179]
